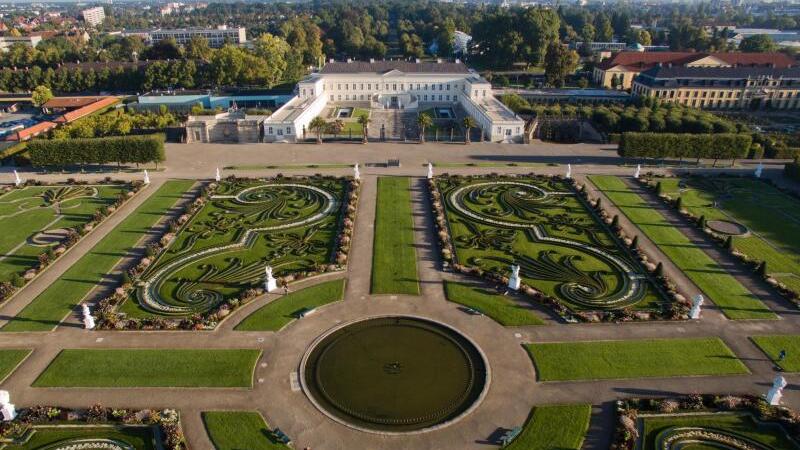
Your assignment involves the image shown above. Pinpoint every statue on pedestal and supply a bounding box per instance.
[215,168,221,182]
[767,375,787,405]
[566,164,572,179]
[690,294,704,319]
[143,170,150,185]
[508,264,521,291]
[353,163,360,180]
[755,162,764,178]
[264,265,278,292]
[427,163,434,180]
[634,164,641,179]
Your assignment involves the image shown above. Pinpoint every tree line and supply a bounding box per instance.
[618,132,752,165]
[28,135,166,168]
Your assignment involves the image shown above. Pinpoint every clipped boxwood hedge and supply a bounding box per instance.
[618,132,751,162]
[28,135,166,167]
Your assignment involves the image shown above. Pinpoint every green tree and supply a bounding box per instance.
[185,36,213,62]
[309,116,327,144]
[462,116,477,144]
[637,30,652,46]
[739,34,777,52]
[594,13,614,42]
[252,33,291,87]
[417,113,433,143]
[31,85,53,107]
[357,113,370,144]
[544,42,579,87]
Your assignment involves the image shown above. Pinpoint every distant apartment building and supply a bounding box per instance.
[631,66,800,110]
[0,35,42,52]
[122,26,246,48]
[726,27,800,48]
[593,51,796,89]
[81,6,106,26]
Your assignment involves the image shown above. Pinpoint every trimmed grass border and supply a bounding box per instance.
[234,279,346,331]
[751,335,800,372]
[589,175,775,320]
[2,180,196,332]
[443,281,544,326]
[526,338,749,381]
[33,349,261,387]
[371,177,419,295]
[0,349,31,382]
[505,404,591,450]
[202,411,290,450]
[1,426,158,450]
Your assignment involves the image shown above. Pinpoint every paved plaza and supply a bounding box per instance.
[0,141,796,449]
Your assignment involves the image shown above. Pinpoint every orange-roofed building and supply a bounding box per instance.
[52,97,119,123]
[4,121,57,141]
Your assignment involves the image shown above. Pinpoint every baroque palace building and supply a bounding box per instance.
[631,66,800,110]
[263,60,526,143]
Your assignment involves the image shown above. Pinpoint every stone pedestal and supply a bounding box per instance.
[0,404,15,421]
[83,315,96,330]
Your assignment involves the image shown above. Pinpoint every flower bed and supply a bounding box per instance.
[95,174,359,330]
[429,173,686,323]
[0,404,185,450]
[0,179,142,305]
[612,394,800,449]
[639,173,800,307]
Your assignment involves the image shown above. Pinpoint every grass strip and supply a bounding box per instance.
[443,281,544,326]
[235,279,345,331]
[589,175,775,320]
[202,411,290,450]
[0,349,31,382]
[2,426,157,450]
[371,177,419,295]
[527,338,748,381]
[2,180,195,332]
[505,404,591,450]
[33,349,260,387]
[751,335,800,372]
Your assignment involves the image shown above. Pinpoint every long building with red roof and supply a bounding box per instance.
[593,51,796,89]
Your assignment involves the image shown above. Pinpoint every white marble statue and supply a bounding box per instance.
[690,294,704,319]
[215,167,221,182]
[83,314,96,330]
[767,375,788,405]
[353,163,360,180]
[0,403,15,421]
[634,164,641,179]
[264,265,278,292]
[81,303,90,317]
[0,391,14,421]
[12,170,22,187]
[755,162,764,178]
[566,164,572,179]
[427,163,434,180]
[143,170,150,185]
[508,264,521,291]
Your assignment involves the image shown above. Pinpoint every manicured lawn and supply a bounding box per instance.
[33,349,261,387]
[505,404,591,450]
[2,426,157,450]
[235,279,345,331]
[371,177,419,295]
[443,281,544,326]
[641,413,799,450]
[526,338,748,381]
[0,349,31,381]
[660,177,800,294]
[203,411,290,450]
[2,180,195,332]
[589,175,775,320]
[751,335,800,372]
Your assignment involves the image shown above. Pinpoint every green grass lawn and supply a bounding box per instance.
[2,426,157,450]
[33,349,260,387]
[589,175,775,320]
[751,335,800,372]
[443,281,544,326]
[659,177,800,294]
[235,279,345,331]
[527,338,748,381]
[0,184,129,283]
[203,411,290,450]
[641,413,799,450]
[371,177,419,295]
[2,180,195,332]
[505,404,591,450]
[0,349,30,381]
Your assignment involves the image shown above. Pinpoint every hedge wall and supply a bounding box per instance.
[28,135,166,167]
[618,132,752,162]
[785,158,800,182]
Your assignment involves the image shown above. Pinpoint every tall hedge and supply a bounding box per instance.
[618,132,752,163]
[28,135,166,167]
[785,158,800,182]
